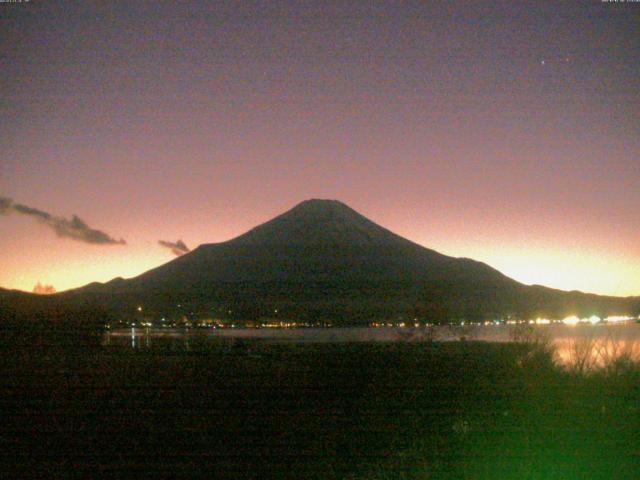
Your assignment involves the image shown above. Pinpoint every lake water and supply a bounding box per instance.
[106,322,640,367]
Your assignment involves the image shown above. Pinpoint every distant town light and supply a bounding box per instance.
[604,315,634,323]
[588,315,601,325]
[137,306,143,312]
[562,315,580,325]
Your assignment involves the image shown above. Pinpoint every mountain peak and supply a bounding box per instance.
[229,199,405,246]
[294,198,349,208]
[286,198,362,219]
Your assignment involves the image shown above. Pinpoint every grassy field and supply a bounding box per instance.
[1,336,638,479]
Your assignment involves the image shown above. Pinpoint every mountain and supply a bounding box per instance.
[0,286,38,300]
[59,199,638,324]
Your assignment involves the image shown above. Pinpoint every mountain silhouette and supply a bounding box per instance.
[55,199,637,323]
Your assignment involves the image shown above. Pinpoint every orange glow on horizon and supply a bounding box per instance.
[2,226,638,297]
[2,250,169,294]
[446,246,640,298]
[1,199,638,297]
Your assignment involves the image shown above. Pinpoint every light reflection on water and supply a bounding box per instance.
[106,323,640,368]
[554,336,640,367]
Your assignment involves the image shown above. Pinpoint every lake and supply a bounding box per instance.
[106,322,640,367]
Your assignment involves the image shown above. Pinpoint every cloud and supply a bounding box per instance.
[0,196,126,245]
[33,282,56,294]
[158,239,190,256]
[0,197,11,214]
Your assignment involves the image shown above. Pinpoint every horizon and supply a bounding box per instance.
[1,197,638,299]
[1,2,639,296]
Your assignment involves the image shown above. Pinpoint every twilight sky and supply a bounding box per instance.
[1,1,639,296]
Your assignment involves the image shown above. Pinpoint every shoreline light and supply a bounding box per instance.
[587,315,601,325]
[562,315,580,326]
[604,315,634,323]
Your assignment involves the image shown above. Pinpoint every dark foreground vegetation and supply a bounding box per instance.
[1,318,639,479]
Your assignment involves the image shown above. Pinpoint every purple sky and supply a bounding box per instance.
[1,1,638,295]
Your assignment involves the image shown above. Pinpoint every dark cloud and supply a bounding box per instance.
[0,197,11,214]
[158,239,190,256]
[0,196,126,245]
